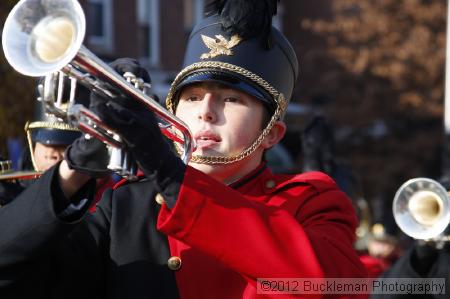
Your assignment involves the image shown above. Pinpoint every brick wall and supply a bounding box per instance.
[159,0,189,71]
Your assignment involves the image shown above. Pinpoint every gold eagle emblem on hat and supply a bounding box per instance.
[200,34,242,59]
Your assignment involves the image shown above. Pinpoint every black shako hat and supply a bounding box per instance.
[27,124,81,146]
[25,107,81,170]
[166,11,299,117]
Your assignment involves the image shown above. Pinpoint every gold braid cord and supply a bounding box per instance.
[26,121,80,131]
[168,62,287,165]
[25,124,39,171]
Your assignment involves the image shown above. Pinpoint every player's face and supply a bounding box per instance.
[33,142,65,171]
[176,82,285,183]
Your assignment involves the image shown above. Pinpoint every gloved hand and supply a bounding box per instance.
[411,241,439,276]
[64,82,111,178]
[65,136,110,178]
[110,58,151,85]
[93,58,185,207]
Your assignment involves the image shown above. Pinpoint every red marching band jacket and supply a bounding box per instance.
[114,163,366,298]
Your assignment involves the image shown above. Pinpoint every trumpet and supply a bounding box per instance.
[0,160,42,181]
[0,160,12,174]
[0,171,43,181]
[2,0,195,179]
[393,177,450,242]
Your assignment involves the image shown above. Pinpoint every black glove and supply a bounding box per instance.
[110,58,151,84]
[65,136,110,178]
[64,83,111,178]
[411,241,439,276]
[93,58,185,207]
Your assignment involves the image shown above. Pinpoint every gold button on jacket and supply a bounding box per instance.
[265,180,276,189]
[167,256,182,271]
[155,193,166,205]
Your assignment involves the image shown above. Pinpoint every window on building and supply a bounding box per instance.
[89,2,104,36]
[137,0,160,67]
[87,0,113,52]
[184,0,204,30]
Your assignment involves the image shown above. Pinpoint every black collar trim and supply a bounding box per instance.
[228,163,267,190]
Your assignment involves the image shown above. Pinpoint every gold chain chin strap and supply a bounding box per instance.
[167,62,288,165]
[25,122,39,171]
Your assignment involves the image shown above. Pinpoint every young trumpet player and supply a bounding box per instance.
[0,81,114,209]
[0,101,82,206]
[0,0,366,298]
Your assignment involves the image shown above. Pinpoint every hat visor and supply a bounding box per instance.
[174,71,275,112]
[31,128,81,146]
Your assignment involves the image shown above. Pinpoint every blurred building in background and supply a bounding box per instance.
[78,0,288,100]
[1,1,448,241]
[76,0,306,174]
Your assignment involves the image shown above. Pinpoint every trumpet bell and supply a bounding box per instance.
[408,190,444,226]
[393,178,450,240]
[2,0,85,77]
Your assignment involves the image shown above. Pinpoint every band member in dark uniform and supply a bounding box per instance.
[0,0,366,298]
[0,105,81,206]
[0,81,113,208]
[370,179,450,299]
[370,241,449,299]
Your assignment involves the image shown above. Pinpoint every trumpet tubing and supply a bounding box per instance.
[0,171,42,181]
[0,160,13,173]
